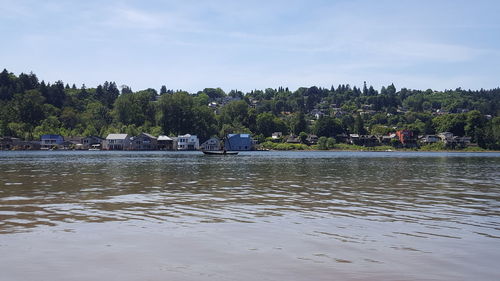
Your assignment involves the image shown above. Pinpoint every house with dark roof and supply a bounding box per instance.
[306,134,318,145]
[285,134,301,144]
[41,134,64,149]
[82,136,104,150]
[0,137,21,150]
[130,133,158,150]
[225,134,253,151]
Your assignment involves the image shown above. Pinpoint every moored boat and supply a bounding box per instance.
[202,150,238,155]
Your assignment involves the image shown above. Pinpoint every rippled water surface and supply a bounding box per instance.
[1,151,500,281]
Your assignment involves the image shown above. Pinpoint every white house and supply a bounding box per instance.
[271,132,283,139]
[201,137,221,151]
[104,134,131,150]
[438,132,454,141]
[177,134,199,150]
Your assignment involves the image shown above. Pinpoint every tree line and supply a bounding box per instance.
[0,69,499,149]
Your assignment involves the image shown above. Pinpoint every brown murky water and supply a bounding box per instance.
[1,151,499,281]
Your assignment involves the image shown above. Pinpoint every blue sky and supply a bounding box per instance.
[1,0,499,93]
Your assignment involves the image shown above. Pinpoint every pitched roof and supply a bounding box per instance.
[141,133,157,139]
[106,134,128,140]
[178,134,193,138]
[158,135,173,141]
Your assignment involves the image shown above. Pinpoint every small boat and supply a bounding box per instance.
[89,144,101,151]
[202,150,238,155]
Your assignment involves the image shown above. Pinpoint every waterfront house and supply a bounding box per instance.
[225,134,253,151]
[82,136,104,150]
[130,133,158,150]
[379,133,397,145]
[349,134,379,146]
[438,132,455,147]
[396,130,417,147]
[104,134,131,150]
[336,133,349,144]
[66,136,84,149]
[0,137,21,150]
[419,135,440,145]
[201,137,221,151]
[437,132,471,149]
[177,134,199,150]
[306,134,318,145]
[348,134,360,145]
[19,141,41,150]
[286,134,301,144]
[454,136,471,148]
[158,135,176,150]
[41,134,64,149]
[438,132,454,141]
[356,135,379,146]
[60,140,77,150]
[271,132,283,140]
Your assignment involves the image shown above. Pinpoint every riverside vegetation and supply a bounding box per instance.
[0,69,499,150]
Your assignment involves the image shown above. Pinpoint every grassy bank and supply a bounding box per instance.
[258,141,490,152]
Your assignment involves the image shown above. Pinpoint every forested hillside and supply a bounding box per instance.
[1,69,499,149]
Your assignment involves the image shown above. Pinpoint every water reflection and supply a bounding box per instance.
[2,151,500,280]
[1,151,499,237]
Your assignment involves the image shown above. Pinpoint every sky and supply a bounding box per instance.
[1,0,499,93]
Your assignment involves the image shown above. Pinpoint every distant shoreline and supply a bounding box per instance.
[262,149,500,153]
[2,149,499,153]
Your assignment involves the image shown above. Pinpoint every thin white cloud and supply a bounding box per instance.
[104,7,166,29]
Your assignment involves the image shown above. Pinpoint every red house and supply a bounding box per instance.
[396,130,416,146]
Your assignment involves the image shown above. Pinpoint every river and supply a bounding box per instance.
[1,151,499,281]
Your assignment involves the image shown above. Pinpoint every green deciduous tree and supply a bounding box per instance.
[314,116,344,137]
[317,136,328,150]
[432,114,466,136]
[13,90,46,125]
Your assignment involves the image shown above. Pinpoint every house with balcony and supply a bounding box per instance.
[41,134,64,149]
[177,134,199,150]
[104,134,131,150]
